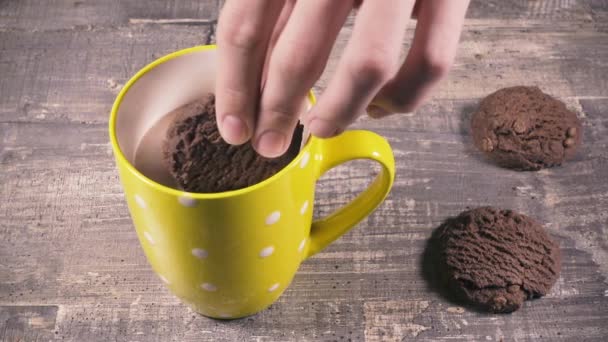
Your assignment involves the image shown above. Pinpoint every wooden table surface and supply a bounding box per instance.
[1,1,607,341]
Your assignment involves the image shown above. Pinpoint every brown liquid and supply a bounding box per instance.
[134,112,179,189]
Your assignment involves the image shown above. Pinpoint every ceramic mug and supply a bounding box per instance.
[109,45,395,319]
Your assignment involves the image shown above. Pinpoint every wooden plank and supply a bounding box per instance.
[0,0,219,30]
[50,302,365,342]
[2,19,606,126]
[466,0,598,19]
[0,305,58,342]
[0,25,213,124]
[20,293,608,341]
[315,18,608,102]
[241,0,608,29]
[1,100,607,340]
[3,0,606,32]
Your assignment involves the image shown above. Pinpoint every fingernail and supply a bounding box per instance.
[256,130,286,158]
[221,115,249,144]
[367,105,390,118]
[309,118,340,138]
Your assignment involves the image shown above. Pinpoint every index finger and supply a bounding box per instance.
[215,0,284,145]
[306,0,414,137]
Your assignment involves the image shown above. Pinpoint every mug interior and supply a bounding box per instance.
[114,47,311,190]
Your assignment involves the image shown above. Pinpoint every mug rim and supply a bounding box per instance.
[109,44,317,199]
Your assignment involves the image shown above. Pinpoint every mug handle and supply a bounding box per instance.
[306,130,396,258]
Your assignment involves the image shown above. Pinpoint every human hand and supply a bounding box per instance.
[215,0,470,158]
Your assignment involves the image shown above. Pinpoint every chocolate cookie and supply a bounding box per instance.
[162,94,302,193]
[471,86,582,171]
[434,207,561,313]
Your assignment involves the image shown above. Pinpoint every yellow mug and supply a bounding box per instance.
[109,45,395,319]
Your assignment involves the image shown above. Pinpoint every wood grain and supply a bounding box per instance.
[0,305,58,342]
[0,25,213,124]
[1,0,607,341]
[315,18,608,101]
[0,0,220,30]
[2,19,606,125]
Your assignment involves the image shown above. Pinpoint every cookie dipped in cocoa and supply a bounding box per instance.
[162,94,303,193]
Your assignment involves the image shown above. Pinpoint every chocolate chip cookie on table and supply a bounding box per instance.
[162,94,303,193]
[434,207,561,313]
[471,86,582,171]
